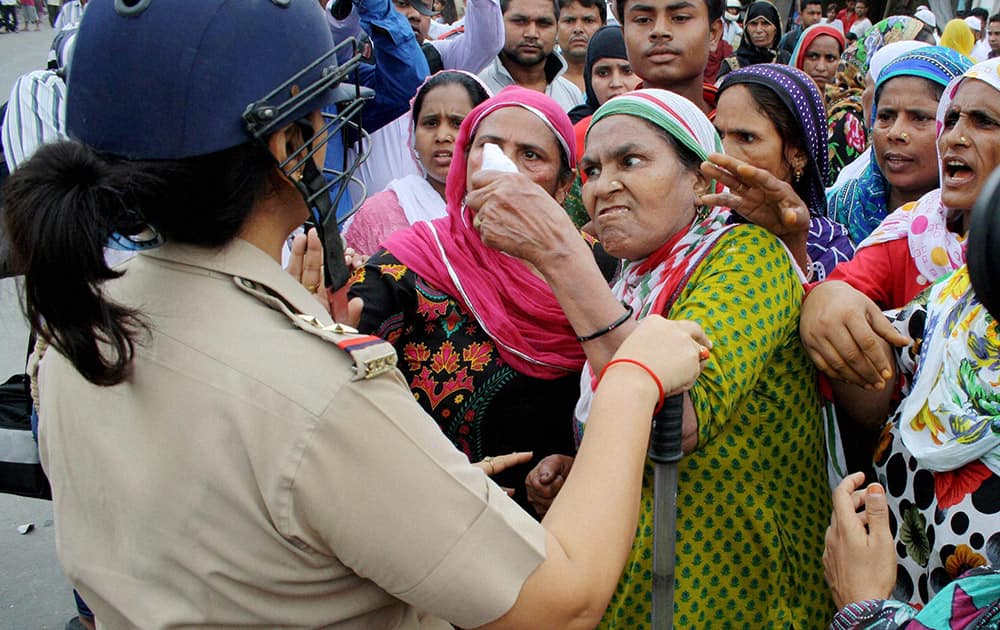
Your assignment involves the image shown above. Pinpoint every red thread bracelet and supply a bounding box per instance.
[598,358,665,415]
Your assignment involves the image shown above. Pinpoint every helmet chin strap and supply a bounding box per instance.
[287,118,351,293]
[297,156,350,292]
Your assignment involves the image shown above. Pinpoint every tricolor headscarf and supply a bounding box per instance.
[382,86,584,379]
[830,46,972,244]
[790,24,846,73]
[575,89,733,428]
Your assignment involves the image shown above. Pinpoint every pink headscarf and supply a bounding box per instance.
[382,86,583,379]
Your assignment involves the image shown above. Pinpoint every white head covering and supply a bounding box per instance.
[964,15,981,32]
[868,40,927,81]
[914,6,936,30]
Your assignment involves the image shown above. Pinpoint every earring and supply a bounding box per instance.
[793,168,803,183]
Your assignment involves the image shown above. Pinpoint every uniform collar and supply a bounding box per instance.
[142,239,335,325]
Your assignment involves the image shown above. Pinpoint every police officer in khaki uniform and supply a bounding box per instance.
[5,0,709,627]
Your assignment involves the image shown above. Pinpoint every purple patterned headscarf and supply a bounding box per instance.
[719,63,854,280]
[718,63,829,215]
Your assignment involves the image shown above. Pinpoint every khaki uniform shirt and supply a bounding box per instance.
[35,239,545,629]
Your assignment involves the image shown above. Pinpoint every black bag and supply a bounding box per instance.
[0,370,51,500]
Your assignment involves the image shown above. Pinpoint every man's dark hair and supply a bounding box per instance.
[990,12,1000,24]
[803,0,822,8]
[971,7,988,21]
[559,0,608,22]
[617,0,723,27]
[501,0,561,17]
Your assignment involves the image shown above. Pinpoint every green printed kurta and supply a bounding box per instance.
[600,226,834,628]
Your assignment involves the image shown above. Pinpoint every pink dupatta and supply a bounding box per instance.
[382,86,584,379]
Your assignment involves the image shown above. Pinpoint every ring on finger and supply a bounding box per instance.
[304,280,321,293]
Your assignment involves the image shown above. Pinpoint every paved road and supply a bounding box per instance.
[1,17,79,630]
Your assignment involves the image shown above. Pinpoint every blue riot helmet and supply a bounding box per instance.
[66,0,372,289]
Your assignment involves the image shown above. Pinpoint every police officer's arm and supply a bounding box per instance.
[476,316,708,629]
[290,316,705,629]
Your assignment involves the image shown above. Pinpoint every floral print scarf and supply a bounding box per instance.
[895,267,1000,475]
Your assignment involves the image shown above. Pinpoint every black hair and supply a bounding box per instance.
[501,0,561,18]
[803,0,823,8]
[617,0,723,28]
[3,140,274,386]
[412,71,491,121]
[559,0,608,23]
[989,12,1000,24]
[971,7,988,21]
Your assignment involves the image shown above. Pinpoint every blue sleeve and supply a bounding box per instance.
[355,0,430,132]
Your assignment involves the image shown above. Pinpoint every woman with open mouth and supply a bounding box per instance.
[803,56,1000,613]
[828,46,972,246]
[344,71,491,255]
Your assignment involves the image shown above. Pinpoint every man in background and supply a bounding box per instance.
[556,0,605,92]
[779,0,823,56]
[988,13,1000,58]
[480,0,583,110]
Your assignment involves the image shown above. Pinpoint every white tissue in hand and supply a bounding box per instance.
[481,143,518,174]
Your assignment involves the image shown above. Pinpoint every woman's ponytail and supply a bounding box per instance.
[4,141,145,386]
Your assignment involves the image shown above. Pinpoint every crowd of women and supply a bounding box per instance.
[4,0,999,627]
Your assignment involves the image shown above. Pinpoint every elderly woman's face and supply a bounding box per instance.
[939,78,1000,214]
[580,115,704,260]
[466,107,567,197]
[871,76,941,201]
[746,16,776,47]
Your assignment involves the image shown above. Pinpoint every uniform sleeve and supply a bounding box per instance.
[668,226,805,447]
[288,370,546,628]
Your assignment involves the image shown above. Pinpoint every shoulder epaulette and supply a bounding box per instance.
[234,277,397,381]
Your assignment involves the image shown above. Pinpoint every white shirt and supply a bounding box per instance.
[971,38,991,61]
[2,70,67,172]
[426,0,503,74]
[849,17,872,38]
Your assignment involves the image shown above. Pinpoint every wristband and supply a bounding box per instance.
[598,358,665,415]
[576,304,634,343]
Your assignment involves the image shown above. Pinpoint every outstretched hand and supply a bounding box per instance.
[800,281,911,389]
[699,153,811,273]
